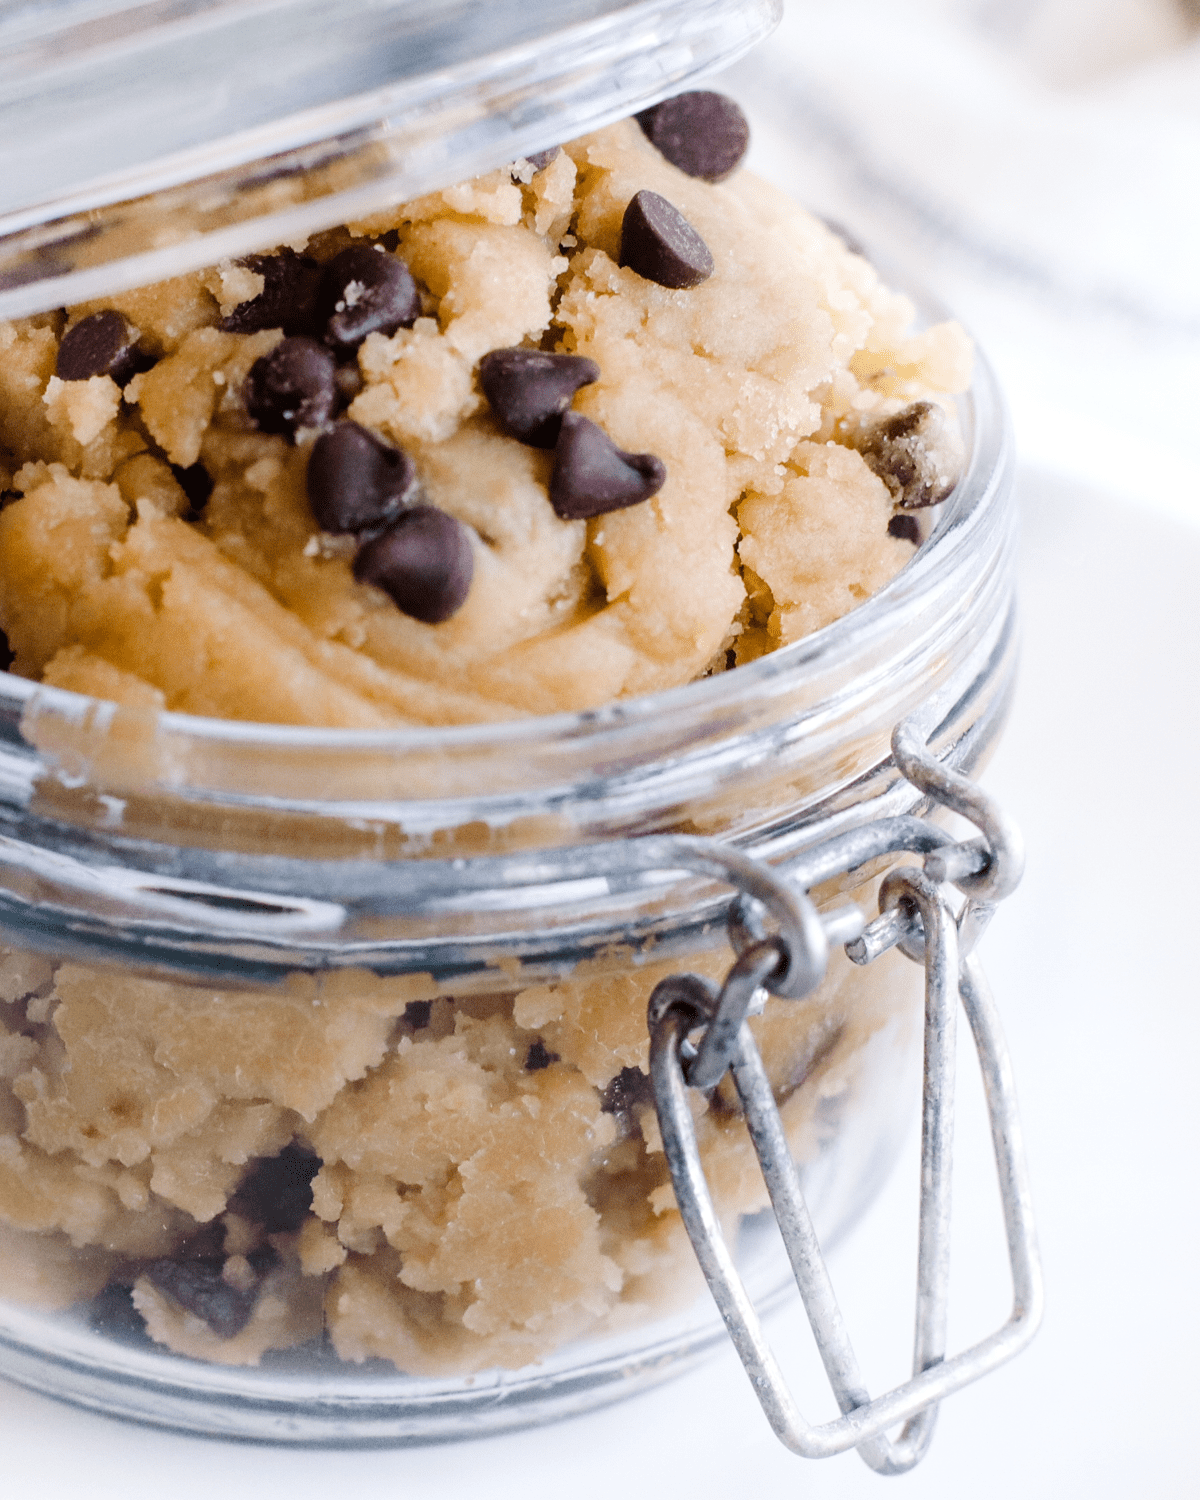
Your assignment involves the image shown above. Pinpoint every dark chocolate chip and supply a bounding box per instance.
[376,230,402,253]
[171,461,213,518]
[635,91,750,183]
[243,336,337,441]
[0,255,69,291]
[549,412,666,520]
[87,1282,153,1345]
[220,249,324,338]
[145,1257,262,1340]
[858,401,957,510]
[511,148,559,182]
[877,404,927,441]
[246,1245,278,1276]
[0,629,12,672]
[479,347,600,448]
[306,421,419,534]
[230,1142,321,1234]
[887,513,921,545]
[238,161,312,193]
[601,1066,654,1115]
[524,1039,560,1072]
[321,245,420,353]
[619,190,714,290]
[55,311,146,385]
[403,1000,433,1029]
[353,505,475,624]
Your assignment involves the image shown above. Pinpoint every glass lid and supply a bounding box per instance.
[0,0,780,318]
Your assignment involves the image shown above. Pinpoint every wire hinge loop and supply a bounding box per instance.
[644,719,1043,1473]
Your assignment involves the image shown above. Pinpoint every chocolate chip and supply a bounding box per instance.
[220,249,324,338]
[321,245,420,353]
[0,256,69,292]
[549,412,665,520]
[145,1257,263,1340]
[619,190,714,290]
[403,1000,433,1029]
[243,336,337,441]
[510,148,559,182]
[635,91,750,183]
[230,1142,321,1234]
[524,1040,560,1072]
[171,461,213,519]
[479,348,601,448]
[887,513,921,545]
[55,311,147,385]
[354,506,475,624]
[306,421,419,534]
[238,161,312,193]
[0,629,12,672]
[87,1282,152,1345]
[858,402,958,510]
[876,404,927,442]
[601,1066,654,1115]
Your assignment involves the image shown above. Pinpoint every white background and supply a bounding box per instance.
[3,1,1199,1494]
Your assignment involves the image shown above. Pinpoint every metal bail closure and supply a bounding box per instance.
[645,722,1044,1472]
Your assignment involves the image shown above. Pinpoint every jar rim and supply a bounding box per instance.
[0,343,1017,972]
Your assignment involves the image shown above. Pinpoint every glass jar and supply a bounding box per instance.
[0,336,1016,1439]
[0,0,1019,1448]
[0,0,784,317]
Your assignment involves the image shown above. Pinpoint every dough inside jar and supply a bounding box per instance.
[0,118,970,726]
[0,104,963,1375]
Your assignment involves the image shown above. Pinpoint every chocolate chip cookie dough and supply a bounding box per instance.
[0,923,916,1373]
[0,108,969,726]
[0,96,965,1374]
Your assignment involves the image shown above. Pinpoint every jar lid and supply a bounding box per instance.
[0,0,779,318]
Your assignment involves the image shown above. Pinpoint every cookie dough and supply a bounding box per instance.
[0,926,917,1373]
[0,105,962,1373]
[0,117,970,726]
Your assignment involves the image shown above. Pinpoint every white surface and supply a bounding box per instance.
[2,482,1197,1498]
[727,0,1200,528]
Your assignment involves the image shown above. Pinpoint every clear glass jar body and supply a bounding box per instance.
[0,356,1016,1441]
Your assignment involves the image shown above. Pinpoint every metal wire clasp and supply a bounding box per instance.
[645,721,1043,1473]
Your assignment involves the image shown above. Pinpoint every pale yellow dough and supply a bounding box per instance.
[0,931,917,1373]
[0,121,970,725]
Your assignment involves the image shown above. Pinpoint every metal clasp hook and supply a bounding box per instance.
[645,719,1043,1472]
